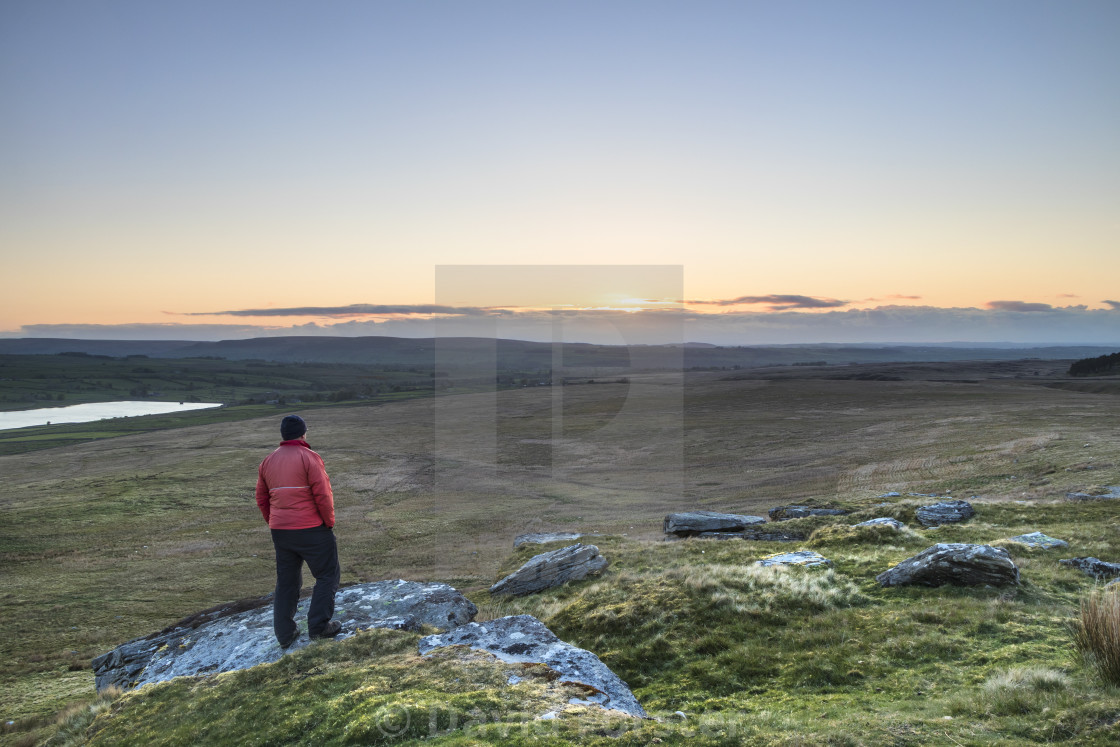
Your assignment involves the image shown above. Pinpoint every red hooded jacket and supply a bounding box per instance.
[255,439,335,529]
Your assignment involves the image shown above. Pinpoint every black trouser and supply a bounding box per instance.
[270,524,340,643]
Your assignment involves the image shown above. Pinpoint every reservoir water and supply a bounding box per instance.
[0,401,223,431]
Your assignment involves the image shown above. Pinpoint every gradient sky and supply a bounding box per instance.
[2,0,1118,343]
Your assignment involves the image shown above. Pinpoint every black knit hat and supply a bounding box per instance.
[280,414,307,440]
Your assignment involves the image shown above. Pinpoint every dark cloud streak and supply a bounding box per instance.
[688,294,848,310]
[985,300,1056,312]
[179,304,505,317]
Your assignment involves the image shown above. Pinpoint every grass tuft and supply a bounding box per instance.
[1072,586,1120,685]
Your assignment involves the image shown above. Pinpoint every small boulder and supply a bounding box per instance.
[876,544,1019,587]
[853,518,906,530]
[1005,532,1068,549]
[663,511,767,536]
[756,550,832,567]
[490,544,608,597]
[92,580,477,692]
[419,615,646,718]
[915,499,975,527]
[1059,557,1120,580]
[514,532,584,548]
[768,505,849,521]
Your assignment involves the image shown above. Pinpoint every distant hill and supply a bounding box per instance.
[1,336,1119,369]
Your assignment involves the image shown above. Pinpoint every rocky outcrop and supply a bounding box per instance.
[514,532,584,548]
[756,550,832,567]
[768,506,848,521]
[915,499,975,527]
[1060,557,1120,580]
[876,544,1019,587]
[1005,532,1068,549]
[1065,486,1120,501]
[92,580,477,692]
[853,518,906,530]
[419,615,646,718]
[663,511,767,536]
[490,544,608,597]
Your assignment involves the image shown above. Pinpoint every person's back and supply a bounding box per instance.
[257,439,334,530]
[255,415,342,647]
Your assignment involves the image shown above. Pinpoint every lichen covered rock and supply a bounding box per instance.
[92,580,477,692]
[877,543,1019,587]
[490,544,608,597]
[663,511,767,536]
[915,499,975,527]
[419,614,646,718]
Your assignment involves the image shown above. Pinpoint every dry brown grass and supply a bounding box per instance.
[1072,587,1120,685]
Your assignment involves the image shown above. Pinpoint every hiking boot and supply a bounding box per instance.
[278,631,299,649]
[309,620,342,639]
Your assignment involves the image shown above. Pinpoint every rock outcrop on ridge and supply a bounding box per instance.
[490,544,608,597]
[755,550,832,567]
[853,517,906,530]
[1060,556,1120,580]
[663,511,767,536]
[92,580,477,692]
[876,544,1019,587]
[914,499,975,527]
[514,532,585,548]
[768,506,849,521]
[419,614,647,718]
[1005,532,1068,549]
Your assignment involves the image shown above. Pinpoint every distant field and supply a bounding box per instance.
[1,362,1118,744]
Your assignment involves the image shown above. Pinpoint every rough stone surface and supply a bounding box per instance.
[92,580,477,692]
[490,544,608,597]
[419,615,646,718]
[876,544,1019,587]
[1059,557,1120,580]
[1006,532,1068,549]
[756,550,832,567]
[514,532,584,548]
[915,500,975,527]
[1065,486,1120,501]
[663,511,767,536]
[668,527,807,542]
[854,518,906,530]
[768,506,849,521]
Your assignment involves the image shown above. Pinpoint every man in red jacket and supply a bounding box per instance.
[255,414,342,647]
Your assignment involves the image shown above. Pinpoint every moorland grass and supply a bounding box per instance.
[55,520,1120,745]
[3,370,1120,744]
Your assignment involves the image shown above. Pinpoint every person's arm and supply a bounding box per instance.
[255,464,271,524]
[307,452,335,528]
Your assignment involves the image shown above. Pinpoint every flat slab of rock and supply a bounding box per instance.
[92,580,477,692]
[514,532,584,548]
[1005,532,1068,549]
[768,506,849,521]
[671,527,807,542]
[420,615,646,718]
[1060,557,1120,580]
[490,544,608,597]
[854,518,906,530]
[663,511,767,536]
[877,544,1019,587]
[1066,486,1120,501]
[915,499,975,527]
[756,550,832,567]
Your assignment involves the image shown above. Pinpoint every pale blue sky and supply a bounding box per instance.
[2,1,1118,342]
